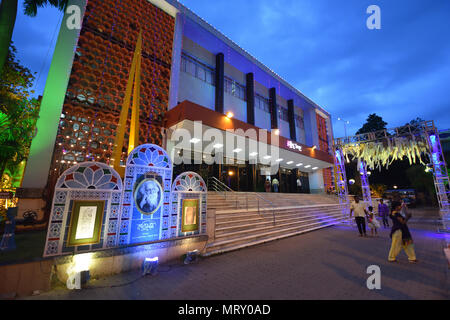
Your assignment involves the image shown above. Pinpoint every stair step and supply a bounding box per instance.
[215,213,343,239]
[216,211,343,233]
[203,220,343,257]
[208,217,344,248]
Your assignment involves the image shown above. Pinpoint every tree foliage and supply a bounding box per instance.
[23,0,68,17]
[356,113,387,135]
[0,44,40,181]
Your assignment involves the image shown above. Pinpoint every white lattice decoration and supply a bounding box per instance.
[171,172,207,237]
[43,162,123,257]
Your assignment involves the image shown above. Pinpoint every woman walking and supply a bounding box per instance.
[388,201,418,263]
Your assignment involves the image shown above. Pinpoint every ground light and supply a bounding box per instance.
[66,253,93,290]
[142,257,159,276]
[226,111,234,119]
[184,250,200,265]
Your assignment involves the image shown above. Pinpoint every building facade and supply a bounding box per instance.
[22,0,335,196]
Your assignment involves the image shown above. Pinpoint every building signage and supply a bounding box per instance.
[287,140,303,152]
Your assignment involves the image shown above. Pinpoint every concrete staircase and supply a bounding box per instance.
[204,192,345,256]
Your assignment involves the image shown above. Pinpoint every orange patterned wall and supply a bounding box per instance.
[49,0,175,179]
[316,114,333,190]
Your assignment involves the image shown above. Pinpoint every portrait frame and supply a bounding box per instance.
[181,199,199,233]
[133,178,164,215]
[67,200,105,247]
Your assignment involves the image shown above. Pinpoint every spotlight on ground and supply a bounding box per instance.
[184,250,200,265]
[66,270,90,290]
[142,257,159,276]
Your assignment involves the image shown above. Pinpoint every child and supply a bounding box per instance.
[367,206,380,236]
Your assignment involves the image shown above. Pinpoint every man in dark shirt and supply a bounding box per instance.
[378,198,390,228]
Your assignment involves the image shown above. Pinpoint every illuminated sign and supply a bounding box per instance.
[287,140,303,152]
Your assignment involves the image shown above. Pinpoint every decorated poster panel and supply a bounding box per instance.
[120,144,173,245]
[129,172,164,243]
[67,200,105,246]
[171,172,207,238]
[181,199,199,233]
[44,162,123,257]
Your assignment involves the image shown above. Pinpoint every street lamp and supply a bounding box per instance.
[337,117,350,141]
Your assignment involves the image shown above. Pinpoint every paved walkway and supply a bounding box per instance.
[25,209,449,300]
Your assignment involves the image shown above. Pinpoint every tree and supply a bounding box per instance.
[406,164,437,206]
[0,0,68,73]
[0,44,40,181]
[356,113,387,135]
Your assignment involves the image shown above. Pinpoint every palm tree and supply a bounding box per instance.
[0,0,68,73]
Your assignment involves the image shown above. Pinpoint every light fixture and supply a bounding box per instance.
[273,129,280,136]
[276,158,283,162]
[142,257,159,276]
[233,148,242,153]
[263,155,271,159]
[190,138,201,144]
[349,179,355,185]
[66,253,93,290]
[213,143,223,149]
[228,171,234,176]
[249,152,258,157]
[393,185,398,189]
[296,163,303,167]
[304,165,311,168]
[312,145,317,150]
[286,161,293,165]
[312,167,318,170]
[184,250,200,265]
[226,111,234,119]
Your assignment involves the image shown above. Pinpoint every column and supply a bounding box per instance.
[246,73,255,125]
[269,87,278,130]
[287,99,296,141]
[21,0,87,189]
[215,53,224,114]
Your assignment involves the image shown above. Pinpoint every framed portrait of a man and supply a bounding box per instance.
[181,199,199,233]
[67,200,105,247]
[134,178,163,215]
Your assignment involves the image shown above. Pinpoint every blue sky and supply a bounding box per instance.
[10,0,450,138]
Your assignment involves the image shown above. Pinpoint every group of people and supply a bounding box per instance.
[350,196,418,263]
[264,177,303,193]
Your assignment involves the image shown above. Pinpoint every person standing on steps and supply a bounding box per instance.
[350,196,368,237]
[264,178,271,193]
[296,177,302,193]
[272,177,279,193]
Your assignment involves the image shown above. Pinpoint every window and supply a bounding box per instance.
[295,114,304,129]
[181,53,215,86]
[278,106,289,121]
[255,94,270,113]
[224,76,246,101]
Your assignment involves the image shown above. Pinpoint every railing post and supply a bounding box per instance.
[246,193,248,211]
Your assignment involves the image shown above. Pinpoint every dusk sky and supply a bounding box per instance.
[10,0,450,138]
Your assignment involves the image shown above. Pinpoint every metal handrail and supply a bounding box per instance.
[207,177,276,224]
